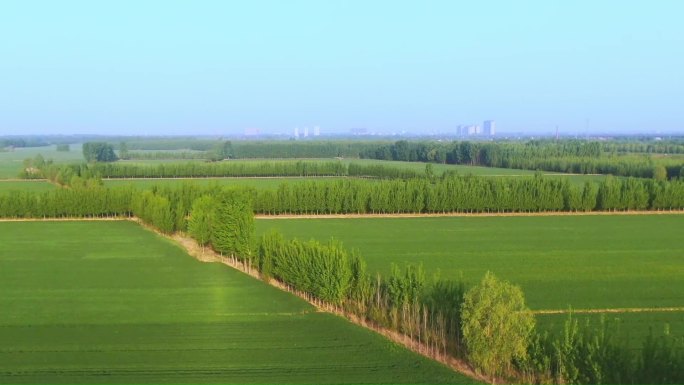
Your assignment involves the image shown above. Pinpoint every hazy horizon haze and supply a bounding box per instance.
[1,0,682,136]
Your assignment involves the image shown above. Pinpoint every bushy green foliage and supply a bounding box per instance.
[257,232,356,304]
[524,314,684,384]
[132,190,174,233]
[461,272,535,378]
[187,195,216,246]
[211,190,255,258]
[637,325,684,384]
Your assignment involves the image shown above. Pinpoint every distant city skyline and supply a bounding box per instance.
[0,0,682,136]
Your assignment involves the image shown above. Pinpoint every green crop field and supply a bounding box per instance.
[256,215,684,311]
[0,221,472,384]
[257,215,684,343]
[0,181,56,194]
[102,177,350,190]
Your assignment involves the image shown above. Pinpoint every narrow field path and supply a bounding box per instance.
[256,210,684,219]
[0,217,126,222]
[534,307,684,315]
[102,175,345,180]
[0,178,47,182]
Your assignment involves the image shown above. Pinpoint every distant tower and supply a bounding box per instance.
[294,127,299,138]
[303,127,309,137]
[483,120,496,136]
[313,126,320,136]
[465,125,478,135]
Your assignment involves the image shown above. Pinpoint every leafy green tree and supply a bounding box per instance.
[82,142,118,162]
[211,191,255,258]
[188,196,216,247]
[461,271,535,379]
[652,165,667,181]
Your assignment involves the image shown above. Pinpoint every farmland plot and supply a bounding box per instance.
[257,215,684,312]
[0,221,472,384]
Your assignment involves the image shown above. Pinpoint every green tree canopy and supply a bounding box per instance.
[188,195,216,247]
[83,142,118,162]
[461,271,535,379]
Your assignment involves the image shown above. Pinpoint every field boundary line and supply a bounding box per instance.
[0,217,127,222]
[0,178,48,182]
[534,307,684,315]
[102,175,346,180]
[1,210,682,223]
[256,210,684,219]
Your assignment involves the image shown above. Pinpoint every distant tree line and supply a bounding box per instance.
[231,141,384,159]
[601,140,684,155]
[360,140,684,180]
[122,151,212,160]
[0,137,50,148]
[116,139,383,159]
[19,157,684,214]
[27,160,425,180]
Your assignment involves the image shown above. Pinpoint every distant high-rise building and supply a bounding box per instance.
[463,125,478,135]
[313,126,320,136]
[303,127,309,137]
[483,120,496,136]
[294,127,299,138]
[456,125,463,136]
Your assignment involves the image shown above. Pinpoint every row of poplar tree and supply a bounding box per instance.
[32,160,424,179]
[4,174,684,220]
[251,175,684,214]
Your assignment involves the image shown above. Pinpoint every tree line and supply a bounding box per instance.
[117,139,384,159]
[252,175,684,214]
[25,159,425,181]
[601,140,684,155]
[18,156,684,214]
[360,140,684,180]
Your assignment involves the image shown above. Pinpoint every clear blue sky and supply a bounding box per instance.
[1,0,682,135]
